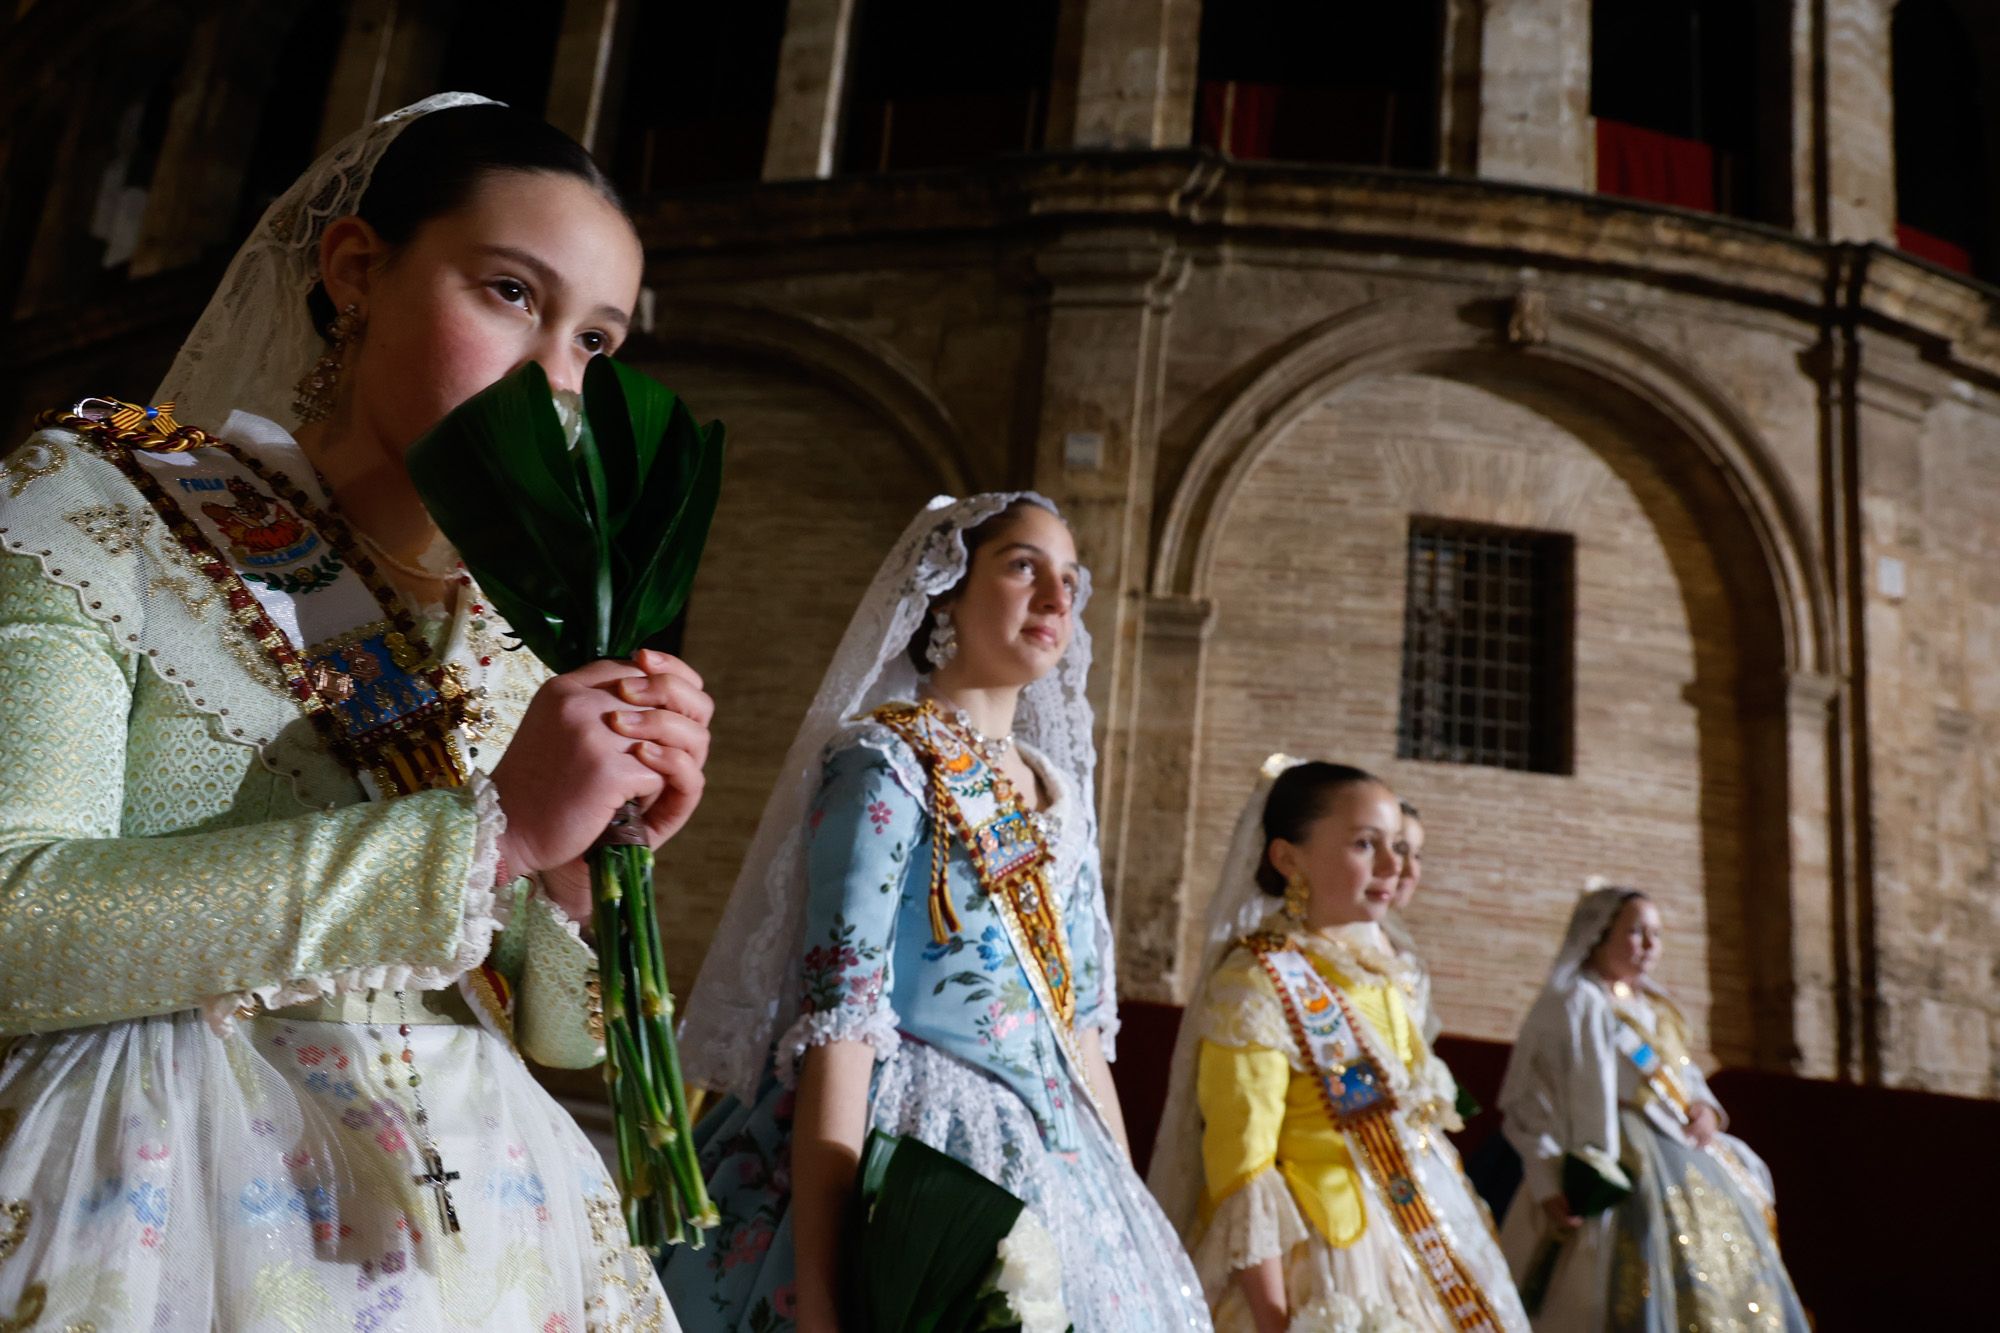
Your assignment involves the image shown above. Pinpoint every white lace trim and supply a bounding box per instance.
[527,881,591,946]
[200,772,511,1033]
[770,1004,902,1087]
[841,720,930,805]
[1195,1168,1312,1276]
[1080,1003,1121,1055]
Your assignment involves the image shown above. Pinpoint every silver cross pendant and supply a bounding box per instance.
[414,1145,462,1234]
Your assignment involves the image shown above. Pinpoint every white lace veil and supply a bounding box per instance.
[1146,752,1304,1235]
[1497,881,1670,1113]
[155,92,497,433]
[1536,882,1668,1001]
[677,493,1104,1103]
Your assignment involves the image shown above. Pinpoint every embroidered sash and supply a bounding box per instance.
[1608,1000,1778,1238]
[1250,935,1510,1333]
[870,701,1102,1112]
[59,414,515,1040]
[118,441,484,800]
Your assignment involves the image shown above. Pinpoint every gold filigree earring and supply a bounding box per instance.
[294,302,362,424]
[1283,871,1310,924]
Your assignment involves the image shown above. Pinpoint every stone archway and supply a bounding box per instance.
[1120,294,1834,1074]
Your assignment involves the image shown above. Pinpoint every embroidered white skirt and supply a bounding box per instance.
[1193,1128,1528,1333]
[0,1009,674,1332]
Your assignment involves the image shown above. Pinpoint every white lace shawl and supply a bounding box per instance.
[1148,755,1303,1235]
[676,494,1112,1104]
[1496,884,1677,1124]
[156,91,496,434]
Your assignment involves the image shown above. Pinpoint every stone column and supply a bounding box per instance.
[1437,0,1484,175]
[544,0,635,156]
[1111,595,1213,1002]
[1847,343,1938,1087]
[1779,670,1841,1078]
[1049,0,1201,150]
[314,0,453,153]
[1024,228,1187,984]
[760,0,858,180]
[1819,0,1897,243]
[1475,0,1592,190]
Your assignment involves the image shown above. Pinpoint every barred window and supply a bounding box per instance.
[1396,518,1574,774]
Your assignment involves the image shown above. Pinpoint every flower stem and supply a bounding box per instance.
[589,802,714,1251]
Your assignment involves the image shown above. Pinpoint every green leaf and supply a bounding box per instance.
[584,355,678,533]
[569,409,615,657]
[850,1133,1027,1333]
[405,360,726,670]
[608,410,724,655]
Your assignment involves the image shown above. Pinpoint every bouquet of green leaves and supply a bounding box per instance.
[849,1131,1073,1333]
[407,357,725,1249]
[1518,1147,1633,1314]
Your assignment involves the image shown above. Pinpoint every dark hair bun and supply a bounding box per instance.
[1256,761,1384,895]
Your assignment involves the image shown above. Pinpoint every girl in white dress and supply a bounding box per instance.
[1151,758,1528,1333]
[1496,887,1808,1332]
[0,96,696,1330]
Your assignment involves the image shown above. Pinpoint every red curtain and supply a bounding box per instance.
[1595,118,1716,213]
[1896,223,1974,274]
[1198,80,1280,160]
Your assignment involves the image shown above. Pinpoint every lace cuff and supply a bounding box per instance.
[1195,1168,1312,1276]
[771,1004,902,1088]
[838,720,929,805]
[1079,1003,1120,1061]
[201,773,512,1033]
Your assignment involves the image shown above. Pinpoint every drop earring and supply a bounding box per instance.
[1283,872,1310,925]
[926,608,958,669]
[294,302,362,424]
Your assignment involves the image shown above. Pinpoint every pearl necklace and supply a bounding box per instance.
[920,689,1014,764]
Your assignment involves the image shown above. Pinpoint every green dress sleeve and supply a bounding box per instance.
[488,881,605,1069]
[0,547,503,1037]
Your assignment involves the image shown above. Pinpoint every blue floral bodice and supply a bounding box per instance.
[792,724,1111,1153]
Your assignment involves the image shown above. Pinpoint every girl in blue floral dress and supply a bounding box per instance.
[662,495,1208,1332]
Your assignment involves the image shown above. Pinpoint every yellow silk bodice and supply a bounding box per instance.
[1196,943,1422,1247]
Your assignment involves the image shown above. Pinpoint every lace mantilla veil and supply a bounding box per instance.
[1495,881,1674,1118]
[677,493,1110,1104]
[156,91,496,432]
[1146,753,1305,1236]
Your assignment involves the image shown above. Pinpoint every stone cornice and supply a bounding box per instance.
[635,153,2000,384]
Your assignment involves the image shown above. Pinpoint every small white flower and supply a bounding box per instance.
[1571,1145,1634,1193]
[551,388,584,447]
[993,1209,1069,1333]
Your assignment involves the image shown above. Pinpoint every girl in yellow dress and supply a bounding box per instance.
[1151,758,1528,1333]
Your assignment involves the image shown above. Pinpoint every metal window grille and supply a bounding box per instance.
[1395,518,1574,774]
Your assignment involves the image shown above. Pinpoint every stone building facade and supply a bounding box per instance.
[3,0,1998,1100]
